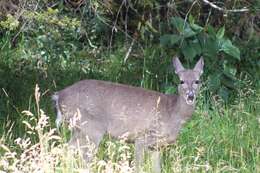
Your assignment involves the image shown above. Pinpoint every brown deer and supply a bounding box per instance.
[52,57,204,173]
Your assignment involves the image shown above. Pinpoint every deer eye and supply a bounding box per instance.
[195,80,200,84]
[180,80,184,84]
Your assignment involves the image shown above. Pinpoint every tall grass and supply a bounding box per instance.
[0,81,259,172]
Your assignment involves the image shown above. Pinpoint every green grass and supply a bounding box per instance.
[0,83,259,173]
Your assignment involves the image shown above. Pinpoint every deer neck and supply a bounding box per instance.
[157,94,196,144]
[171,94,195,121]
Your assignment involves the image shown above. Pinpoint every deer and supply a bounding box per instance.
[52,57,204,173]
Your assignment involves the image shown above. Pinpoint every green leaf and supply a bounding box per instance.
[180,39,202,61]
[190,23,204,32]
[220,39,240,60]
[160,34,181,46]
[159,34,170,46]
[190,39,202,55]
[207,25,216,38]
[223,63,237,77]
[170,35,181,45]
[188,15,195,24]
[183,27,197,38]
[181,40,197,60]
[171,17,198,38]
[189,15,203,33]
[200,35,218,57]
[216,26,225,39]
[171,17,185,32]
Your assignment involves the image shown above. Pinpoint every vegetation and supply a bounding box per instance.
[0,0,259,172]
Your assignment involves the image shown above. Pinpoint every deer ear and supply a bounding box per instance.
[193,57,204,75]
[173,57,185,74]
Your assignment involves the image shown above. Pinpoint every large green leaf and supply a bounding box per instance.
[189,14,203,32]
[181,40,197,60]
[171,17,197,38]
[207,25,216,38]
[199,35,218,57]
[190,39,202,55]
[223,63,237,77]
[183,27,197,38]
[160,34,181,47]
[216,26,225,39]
[219,38,240,60]
[190,23,204,32]
[171,17,185,32]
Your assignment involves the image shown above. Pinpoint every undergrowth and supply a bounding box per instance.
[0,79,259,173]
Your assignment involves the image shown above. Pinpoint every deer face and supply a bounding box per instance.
[173,57,204,105]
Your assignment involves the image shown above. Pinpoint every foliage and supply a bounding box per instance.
[160,16,243,101]
[0,14,19,31]
[0,0,259,172]
[160,16,240,60]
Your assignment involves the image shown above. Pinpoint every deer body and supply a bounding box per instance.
[53,57,204,173]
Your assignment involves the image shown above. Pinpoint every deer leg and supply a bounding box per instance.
[69,126,104,163]
[146,136,162,173]
[151,150,161,173]
[135,137,147,173]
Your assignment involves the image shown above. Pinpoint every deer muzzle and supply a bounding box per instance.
[186,90,195,105]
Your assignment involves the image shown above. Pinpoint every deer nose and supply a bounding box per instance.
[187,94,194,100]
[187,91,195,100]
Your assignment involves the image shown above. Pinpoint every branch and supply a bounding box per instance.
[109,0,126,50]
[124,38,135,63]
[202,0,249,13]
